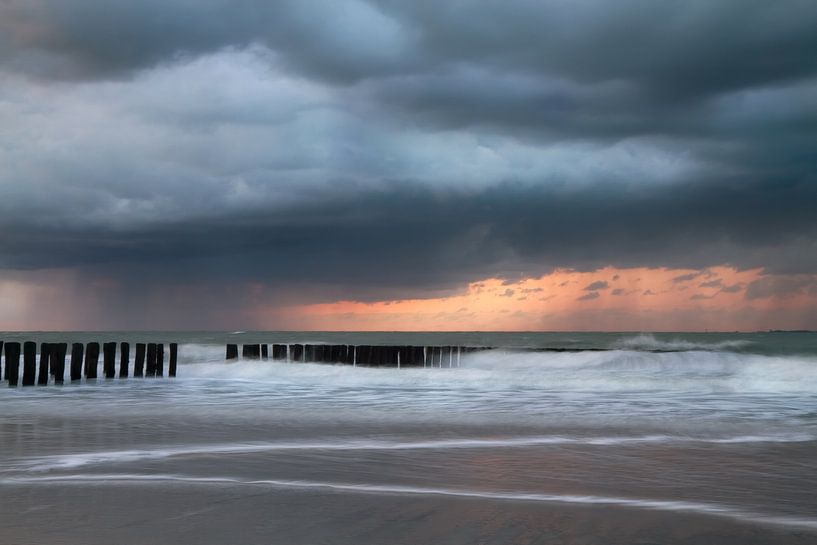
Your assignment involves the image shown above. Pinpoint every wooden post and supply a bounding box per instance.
[119,342,130,378]
[37,342,51,385]
[313,345,325,362]
[261,344,268,360]
[370,346,381,366]
[169,343,178,377]
[156,343,164,377]
[134,343,146,377]
[22,341,36,386]
[356,345,369,366]
[5,342,20,386]
[70,343,84,382]
[242,344,260,359]
[226,344,238,360]
[103,342,116,379]
[146,343,157,377]
[412,346,424,367]
[85,342,100,379]
[50,343,67,384]
[271,344,285,360]
[0,341,3,380]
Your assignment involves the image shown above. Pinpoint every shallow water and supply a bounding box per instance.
[1,332,816,544]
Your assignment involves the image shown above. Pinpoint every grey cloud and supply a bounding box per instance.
[700,279,724,288]
[745,275,817,300]
[577,292,600,301]
[672,272,700,283]
[720,283,744,294]
[584,281,610,291]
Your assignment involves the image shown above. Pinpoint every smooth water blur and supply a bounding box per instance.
[2,330,817,355]
[1,331,816,544]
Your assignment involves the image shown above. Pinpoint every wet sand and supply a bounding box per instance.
[2,483,815,545]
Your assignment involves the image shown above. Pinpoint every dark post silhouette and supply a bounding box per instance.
[261,344,268,359]
[169,343,178,377]
[50,343,67,384]
[146,343,157,377]
[134,343,146,377]
[226,344,238,360]
[5,342,21,386]
[85,342,100,379]
[38,342,51,385]
[103,342,116,379]
[242,344,260,359]
[70,343,84,382]
[271,344,286,360]
[22,341,36,386]
[156,343,164,377]
[119,342,130,378]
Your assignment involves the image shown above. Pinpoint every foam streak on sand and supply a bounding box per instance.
[4,473,817,532]
[6,433,813,472]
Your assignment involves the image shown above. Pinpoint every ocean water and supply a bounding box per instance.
[1,331,816,544]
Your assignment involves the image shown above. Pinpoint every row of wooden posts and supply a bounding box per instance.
[0,341,177,387]
[227,343,489,368]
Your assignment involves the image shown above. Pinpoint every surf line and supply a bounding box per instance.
[4,473,817,532]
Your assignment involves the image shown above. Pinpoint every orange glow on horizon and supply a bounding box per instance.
[266,267,817,332]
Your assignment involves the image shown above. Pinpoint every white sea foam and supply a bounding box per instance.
[176,346,817,394]
[4,473,816,532]
[611,333,752,351]
[12,433,814,472]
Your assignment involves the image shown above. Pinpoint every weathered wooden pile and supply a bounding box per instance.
[0,341,177,387]
[226,343,489,368]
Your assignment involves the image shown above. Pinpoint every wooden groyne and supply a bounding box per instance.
[226,343,490,368]
[0,341,177,387]
[224,343,618,368]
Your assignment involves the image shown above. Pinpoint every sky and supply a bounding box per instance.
[0,0,816,331]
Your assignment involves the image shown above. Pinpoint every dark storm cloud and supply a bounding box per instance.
[0,178,815,303]
[0,0,417,81]
[5,1,816,95]
[0,0,816,312]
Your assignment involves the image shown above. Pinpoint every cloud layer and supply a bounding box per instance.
[1,1,816,327]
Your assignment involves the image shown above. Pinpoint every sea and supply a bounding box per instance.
[1,331,816,545]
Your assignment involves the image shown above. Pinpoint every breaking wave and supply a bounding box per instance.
[611,333,752,352]
[176,345,817,394]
